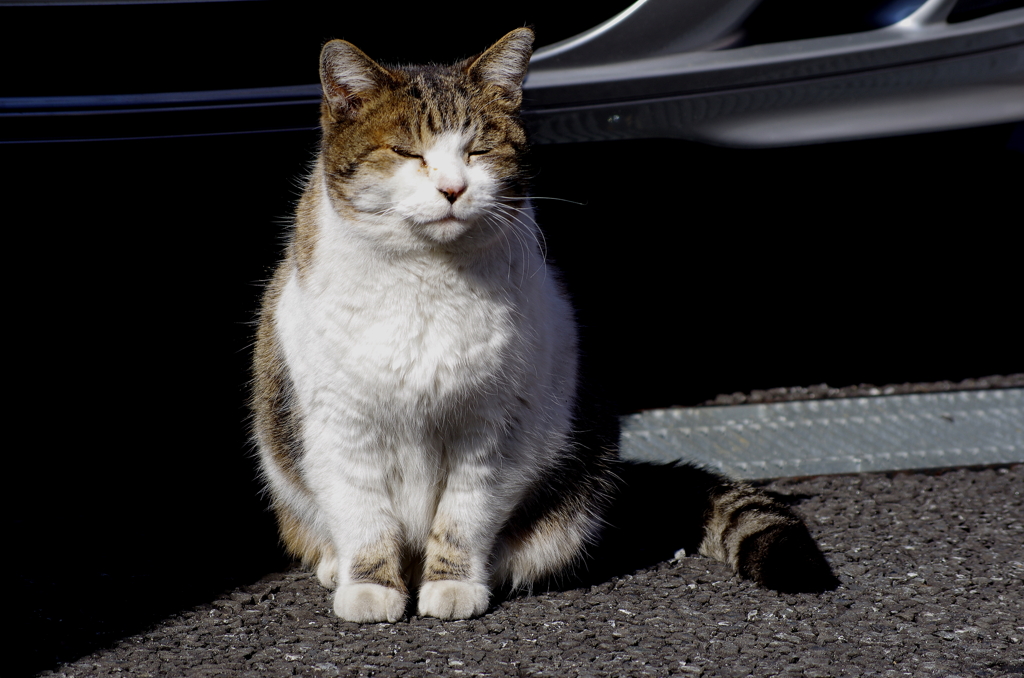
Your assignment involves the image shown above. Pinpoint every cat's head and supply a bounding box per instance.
[316,28,534,252]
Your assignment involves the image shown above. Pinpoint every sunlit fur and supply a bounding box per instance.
[253,28,836,624]
[253,29,616,622]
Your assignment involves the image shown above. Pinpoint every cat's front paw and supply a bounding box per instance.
[333,583,407,623]
[417,581,489,619]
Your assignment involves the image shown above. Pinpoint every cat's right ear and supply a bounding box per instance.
[320,40,390,122]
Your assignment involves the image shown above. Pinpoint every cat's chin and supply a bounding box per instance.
[415,217,473,245]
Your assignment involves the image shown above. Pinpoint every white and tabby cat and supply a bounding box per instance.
[253,28,835,623]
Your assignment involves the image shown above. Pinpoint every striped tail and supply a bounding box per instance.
[590,462,838,593]
[699,480,839,592]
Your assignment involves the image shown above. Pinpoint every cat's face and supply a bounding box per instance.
[316,29,534,252]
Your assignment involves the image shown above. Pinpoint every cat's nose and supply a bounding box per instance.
[439,184,466,204]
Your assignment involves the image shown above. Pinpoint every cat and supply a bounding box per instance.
[252,27,836,623]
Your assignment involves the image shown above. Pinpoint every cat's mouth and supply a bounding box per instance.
[432,216,466,227]
[416,215,473,244]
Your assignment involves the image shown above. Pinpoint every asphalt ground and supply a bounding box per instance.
[31,379,1023,678]
[36,467,1021,678]
[7,90,1021,678]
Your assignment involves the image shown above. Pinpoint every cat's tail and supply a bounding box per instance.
[593,461,839,593]
[698,481,840,593]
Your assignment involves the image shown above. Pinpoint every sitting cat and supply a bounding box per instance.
[252,27,836,623]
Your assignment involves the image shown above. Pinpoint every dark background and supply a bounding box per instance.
[3,1,1022,674]
[9,120,1021,676]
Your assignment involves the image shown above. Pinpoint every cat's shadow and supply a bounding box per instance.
[496,460,840,600]
[19,447,836,677]
[585,461,736,584]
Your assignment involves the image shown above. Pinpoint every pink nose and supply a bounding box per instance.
[439,183,466,204]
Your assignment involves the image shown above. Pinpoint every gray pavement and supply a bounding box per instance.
[38,464,1022,676]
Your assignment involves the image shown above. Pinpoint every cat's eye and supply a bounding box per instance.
[468,149,491,157]
[391,147,422,159]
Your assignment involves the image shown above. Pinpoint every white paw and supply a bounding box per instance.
[417,581,489,620]
[333,583,407,623]
[316,556,339,589]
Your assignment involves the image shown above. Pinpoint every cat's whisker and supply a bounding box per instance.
[489,202,549,271]
[482,213,520,284]
[484,204,531,249]
[521,195,587,206]
[486,210,534,286]
[370,204,401,219]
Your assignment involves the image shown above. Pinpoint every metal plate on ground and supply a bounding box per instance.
[619,389,1023,480]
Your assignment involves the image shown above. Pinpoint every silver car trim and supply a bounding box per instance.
[523,4,1024,145]
[2,6,1021,145]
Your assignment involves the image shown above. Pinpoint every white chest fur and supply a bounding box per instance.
[278,246,526,416]
[274,179,577,451]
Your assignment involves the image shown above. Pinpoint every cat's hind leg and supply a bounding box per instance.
[271,498,338,587]
[491,444,619,589]
[258,439,343,589]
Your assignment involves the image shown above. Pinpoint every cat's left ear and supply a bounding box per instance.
[466,28,534,106]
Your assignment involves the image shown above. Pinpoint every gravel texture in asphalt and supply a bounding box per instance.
[38,464,1022,677]
[699,375,1024,407]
